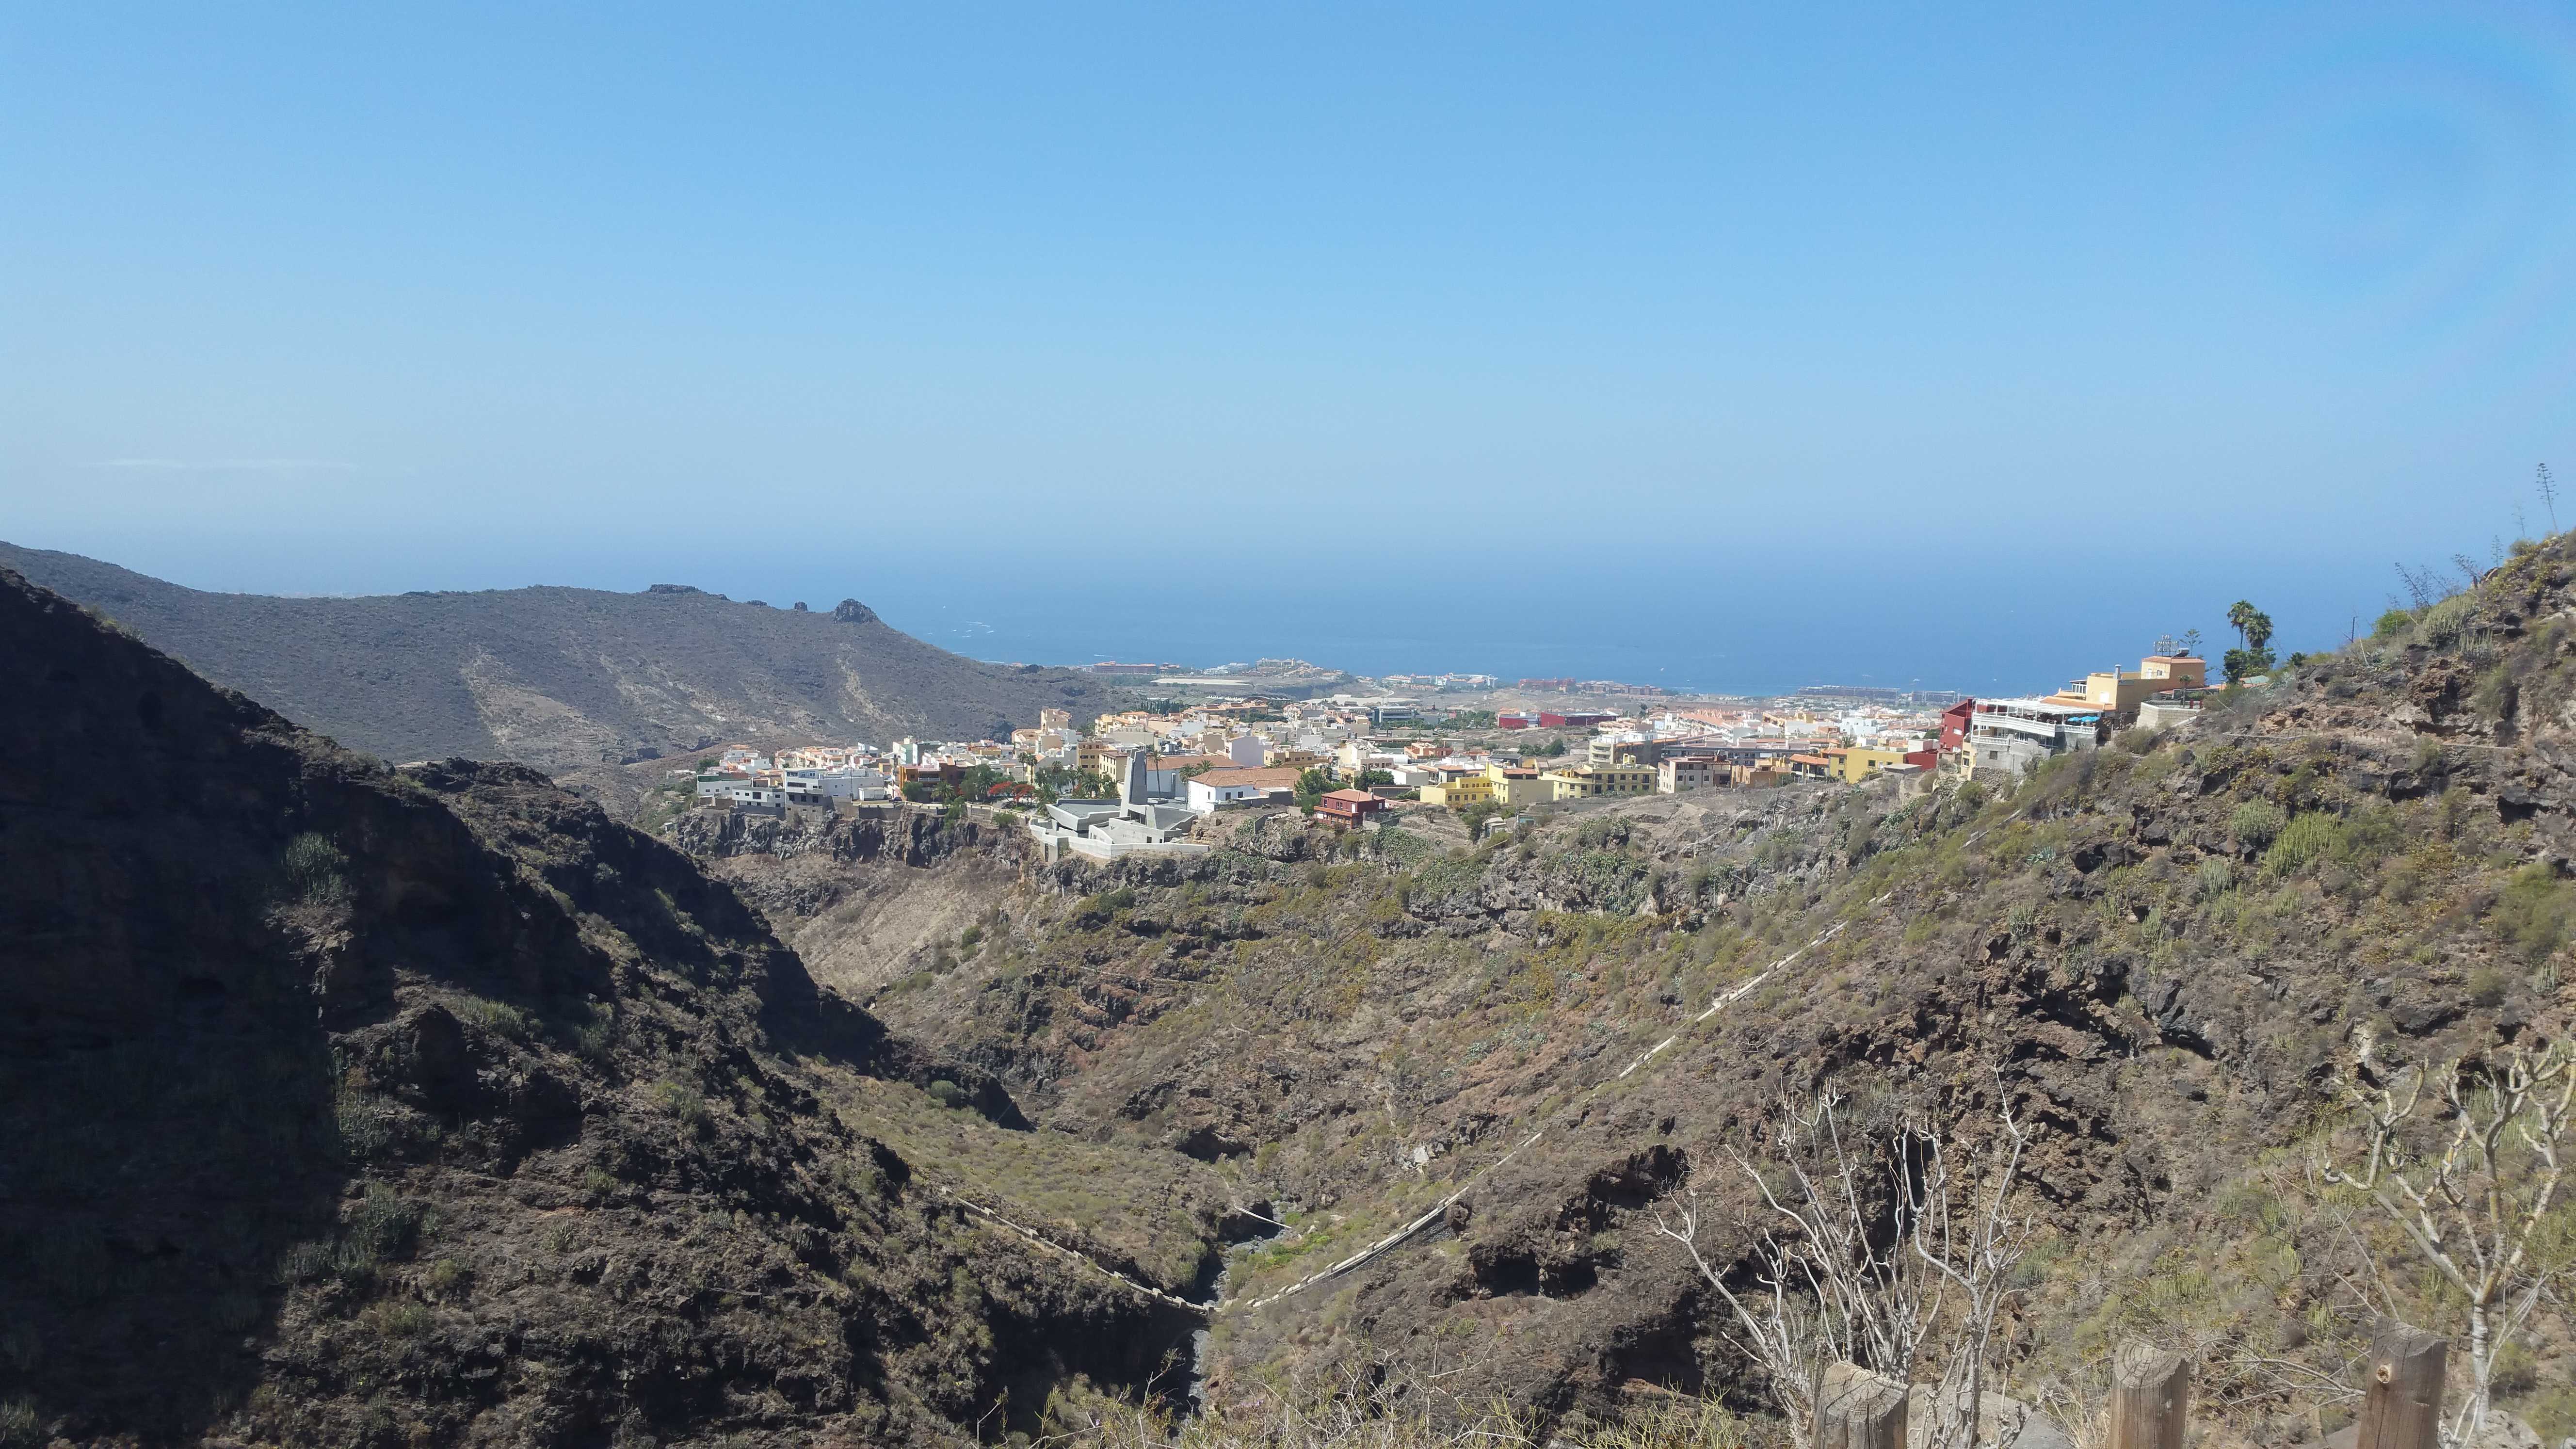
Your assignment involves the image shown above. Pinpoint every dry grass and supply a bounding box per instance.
[1072,1361,1763,1449]
[824,1071,1230,1293]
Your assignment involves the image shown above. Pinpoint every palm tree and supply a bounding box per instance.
[2226,601,2272,652]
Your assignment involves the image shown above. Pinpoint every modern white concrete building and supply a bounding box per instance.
[1030,749,1210,861]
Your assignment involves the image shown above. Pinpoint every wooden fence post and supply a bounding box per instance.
[2108,1340,2191,1449]
[2355,1320,2446,1449]
[1815,1361,1908,1449]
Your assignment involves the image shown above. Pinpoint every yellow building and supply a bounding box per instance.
[1539,770,1594,800]
[1421,774,1498,808]
[1591,762,1655,794]
[1485,765,1556,810]
[1825,747,1908,784]
[2045,654,2210,715]
[1540,763,1654,800]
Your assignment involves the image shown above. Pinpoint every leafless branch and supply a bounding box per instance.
[2316,1041,2575,1443]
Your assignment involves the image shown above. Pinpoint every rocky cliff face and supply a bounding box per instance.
[661,546,2576,1442]
[0,569,1207,1447]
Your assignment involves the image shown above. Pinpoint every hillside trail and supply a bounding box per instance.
[922,917,1853,1318]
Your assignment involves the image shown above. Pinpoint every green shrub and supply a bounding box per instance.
[0,1399,41,1449]
[1405,854,1486,915]
[369,1301,433,1337]
[2263,813,2340,876]
[2473,663,2517,721]
[569,1009,614,1061]
[1373,825,1436,867]
[2194,858,2236,900]
[925,1079,968,1109]
[652,1079,712,1130]
[2334,804,2405,868]
[334,1089,397,1161]
[2419,593,2476,648]
[278,832,351,907]
[348,1184,428,1261]
[2230,800,2286,850]
[458,997,532,1042]
[2372,609,2415,640]
[1575,817,1632,850]
[2491,865,2576,964]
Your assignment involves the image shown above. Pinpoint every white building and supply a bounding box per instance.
[1184,766,1304,813]
[1965,698,2104,783]
[782,766,889,802]
[1030,750,1210,861]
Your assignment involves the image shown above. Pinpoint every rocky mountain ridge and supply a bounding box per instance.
[0,541,1126,773]
[0,565,1214,1447]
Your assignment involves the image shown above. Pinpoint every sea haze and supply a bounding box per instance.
[739,547,2401,701]
[21,528,2423,704]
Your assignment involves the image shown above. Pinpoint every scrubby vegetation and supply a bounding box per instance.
[741,532,2576,1445]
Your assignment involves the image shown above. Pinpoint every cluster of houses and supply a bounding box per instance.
[692,744,893,809]
[682,650,2213,857]
[1403,650,2212,804]
[1943,651,2208,783]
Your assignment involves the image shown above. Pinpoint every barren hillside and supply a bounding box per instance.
[669,539,2576,1444]
[0,541,1126,772]
[0,566,1225,1447]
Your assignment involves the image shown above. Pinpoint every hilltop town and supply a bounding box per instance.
[674,647,2215,858]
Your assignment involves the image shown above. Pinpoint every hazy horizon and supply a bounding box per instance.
[9,4,2576,692]
[2,528,2488,701]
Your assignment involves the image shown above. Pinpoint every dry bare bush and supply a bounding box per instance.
[2315,1038,2575,1444]
[1652,1085,2035,1449]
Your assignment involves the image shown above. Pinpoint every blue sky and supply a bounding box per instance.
[7,4,2576,692]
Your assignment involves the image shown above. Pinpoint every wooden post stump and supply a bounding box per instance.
[2108,1340,2190,1449]
[2356,1320,2446,1449]
[1815,1361,1908,1449]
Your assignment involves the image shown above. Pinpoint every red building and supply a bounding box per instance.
[1497,712,1534,730]
[1315,789,1388,827]
[1938,698,1978,753]
[1537,710,1614,729]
